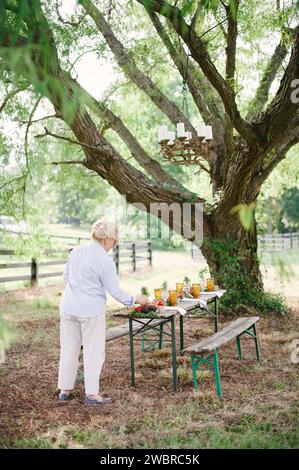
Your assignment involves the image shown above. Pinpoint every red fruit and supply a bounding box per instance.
[134,306,142,312]
[157,300,164,306]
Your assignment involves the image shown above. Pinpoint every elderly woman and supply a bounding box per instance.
[58,219,148,405]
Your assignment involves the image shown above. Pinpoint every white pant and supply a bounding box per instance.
[58,313,106,395]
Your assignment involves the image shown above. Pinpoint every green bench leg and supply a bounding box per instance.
[213,349,222,399]
[236,336,242,360]
[235,324,261,363]
[191,355,198,391]
[190,350,222,399]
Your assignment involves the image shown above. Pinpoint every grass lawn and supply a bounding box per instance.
[0,248,299,449]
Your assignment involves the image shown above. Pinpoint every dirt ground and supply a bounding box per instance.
[0,250,298,448]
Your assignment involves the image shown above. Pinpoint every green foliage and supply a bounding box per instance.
[280,187,299,230]
[140,286,149,296]
[204,238,288,315]
[257,183,299,234]
[198,267,209,280]
[231,203,256,231]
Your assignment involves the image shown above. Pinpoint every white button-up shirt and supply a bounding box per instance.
[60,240,135,317]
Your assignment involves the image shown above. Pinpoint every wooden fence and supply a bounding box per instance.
[258,233,299,252]
[0,241,152,286]
[191,232,299,260]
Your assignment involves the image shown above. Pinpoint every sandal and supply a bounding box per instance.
[84,395,112,405]
[58,393,72,401]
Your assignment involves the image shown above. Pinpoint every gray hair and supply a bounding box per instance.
[91,218,118,241]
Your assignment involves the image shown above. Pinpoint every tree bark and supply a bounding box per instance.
[200,206,263,291]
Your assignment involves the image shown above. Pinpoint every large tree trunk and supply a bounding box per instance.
[201,215,263,291]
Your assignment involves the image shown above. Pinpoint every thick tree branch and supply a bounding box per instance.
[256,30,299,148]
[225,0,239,83]
[246,40,288,120]
[223,1,239,162]
[136,0,259,145]
[78,0,195,133]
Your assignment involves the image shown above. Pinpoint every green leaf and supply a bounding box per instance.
[231,203,255,231]
[181,0,195,17]
[197,0,219,15]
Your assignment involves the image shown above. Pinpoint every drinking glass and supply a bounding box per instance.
[192,283,200,298]
[154,288,162,300]
[176,283,184,293]
[161,289,169,304]
[206,278,215,292]
[169,290,178,306]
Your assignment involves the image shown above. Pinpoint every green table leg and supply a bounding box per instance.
[179,315,184,354]
[171,316,177,392]
[129,317,135,386]
[159,323,163,349]
[214,297,218,332]
[253,324,261,363]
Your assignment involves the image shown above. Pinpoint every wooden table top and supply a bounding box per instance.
[114,292,222,319]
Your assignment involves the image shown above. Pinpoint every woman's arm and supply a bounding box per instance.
[101,257,135,307]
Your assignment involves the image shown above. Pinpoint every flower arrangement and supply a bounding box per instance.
[128,304,159,318]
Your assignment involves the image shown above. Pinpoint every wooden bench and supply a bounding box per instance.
[182,316,261,399]
[106,318,165,351]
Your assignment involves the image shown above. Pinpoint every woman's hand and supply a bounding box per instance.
[135,294,148,305]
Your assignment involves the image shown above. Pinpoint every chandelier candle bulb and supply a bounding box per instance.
[205,125,213,140]
[196,123,206,138]
[158,125,168,142]
[168,131,175,144]
[177,122,185,137]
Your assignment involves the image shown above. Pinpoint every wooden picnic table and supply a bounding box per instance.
[114,292,224,392]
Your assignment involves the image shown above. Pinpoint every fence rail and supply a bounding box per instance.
[0,241,152,286]
[258,232,299,252]
[191,232,299,260]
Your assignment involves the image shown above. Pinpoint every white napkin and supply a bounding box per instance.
[164,306,187,316]
[180,298,208,308]
[201,289,226,298]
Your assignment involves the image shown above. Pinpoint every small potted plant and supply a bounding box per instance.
[183,276,191,292]
[198,267,209,290]
[141,286,150,296]
[161,280,169,304]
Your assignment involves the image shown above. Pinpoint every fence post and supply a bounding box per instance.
[113,244,120,274]
[290,233,293,249]
[147,241,152,266]
[132,243,136,272]
[31,258,38,286]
